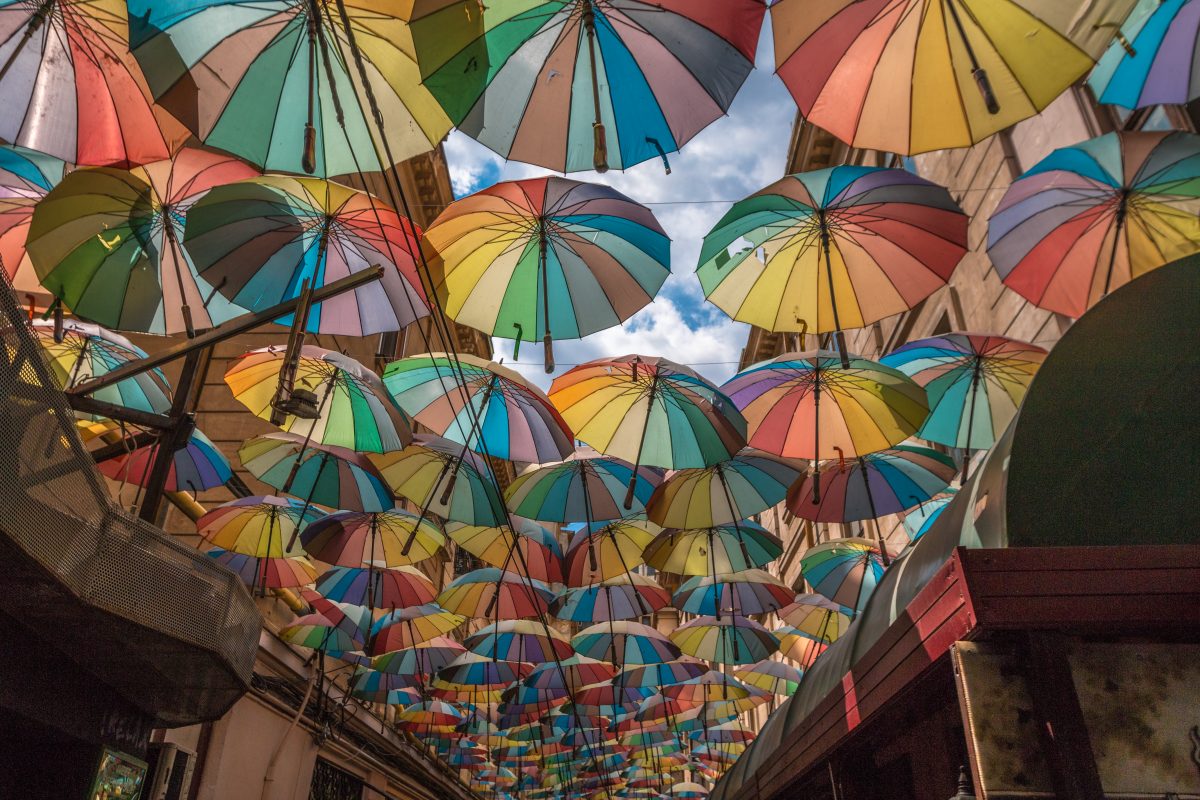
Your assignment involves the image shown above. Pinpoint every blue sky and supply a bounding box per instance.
[441,22,797,389]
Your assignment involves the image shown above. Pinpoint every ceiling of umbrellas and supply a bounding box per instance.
[4,1,1200,799]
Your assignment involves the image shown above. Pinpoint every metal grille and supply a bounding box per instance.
[309,758,364,800]
[0,282,261,726]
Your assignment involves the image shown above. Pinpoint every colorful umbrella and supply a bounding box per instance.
[552,573,670,623]
[735,661,803,696]
[371,636,466,679]
[408,0,764,173]
[438,653,534,689]
[663,672,752,704]
[465,621,574,664]
[1089,0,1200,109]
[775,594,851,644]
[127,0,450,176]
[786,444,956,523]
[643,522,783,576]
[903,489,958,544]
[697,167,967,350]
[225,345,412,453]
[445,517,564,585]
[398,700,465,730]
[505,454,662,524]
[565,519,657,586]
[571,622,681,666]
[672,571,793,618]
[646,450,803,530]
[770,0,1131,155]
[371,605,467,653]
[722,351,929,500]
[573,684,654,714]
[773,626,828,668]
[280,610,365,654]
[881,334,1048,463]
[294,593,373,652]
[436,568,556,620]
[383,353,573,464]
[670,782,710,799]
[524,656,618,694]
[315,565,437,610]
[348,669,421,705]
[800,537,889,615]
[205,548,317,591]
[989,130,1200,316]
[301,509,446,567]
[367,434,505,526]
[423,177,670,369]
[0,145,68,297]
[0,0,188,166]
[185,176,428,335]
[99,427,232,493]
[619,660,709,690]
[670,615,779,665]
[196,495,323,558]
[239,432,394,513]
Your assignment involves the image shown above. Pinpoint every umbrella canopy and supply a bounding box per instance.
[314,565,437,610]
[565,519,657,586]
[185,176,428,335]
[0,144,68,296]
[437,568,557,620]
[882,334,1048,453]
[205,548,317,591]
[505,455,662,524]
[368,434,504,526]
[774,626,828,668]
[786,444,956,522]
[619,660,709,690]
[663,672,753,704]
[800,537,889,614]
[31,319,170,414]
[775,594,851,644]
[423,177,670,367]
[1089,0,1200,109]
[0,0,188,166]
[670,782,710,799]
[643,522,783,576]
[280,610,365,654]
[903,490,958,544]
[735,661,804,696]
[670,616,779,665]
[408,0,764,173]
[225,345,412,453]
[646,450,803,530]
[127,0,450,176]
[99,428,232,493]
[371,637,466,681]
[553,573,671,623]
[383,353,574,464]
[371,605,466,653]
[465,621,575,664]
[197,495,323,558]
[445,518,564,585]
[672,571,793,617]
[571,621,681,666]
[438,653,534,688]
[398,700,465,729]
[348,669,421,705]
[770,0,1132,155]
[301,509,446,567]
[989,130,1200,317]
[524,656,619,694]
[239,433,394,513]
[697,167,967,338]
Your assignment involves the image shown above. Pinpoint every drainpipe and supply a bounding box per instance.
[261,665,318,800]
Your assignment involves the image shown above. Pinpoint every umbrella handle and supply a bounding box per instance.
[543,333,554,374]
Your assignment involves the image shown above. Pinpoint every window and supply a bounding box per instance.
[309,758,363,800]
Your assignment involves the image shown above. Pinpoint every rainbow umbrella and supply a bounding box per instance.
[0,0,188,166]
[30,319,170,414]
[505,454,662,524]
[800,537,890,615]
[315,565,437,610]
[382,353,573,464]
[552,573,671,623]
[1089,0,1200,109]
[643,522,782,577]
[280,611,365,654]
[573,685,654,714]
[371,605,466,654]
[348,669,421,705]
[524,656,618,694]
[437,653,534,689]
[634,695,699,723]
[98,428,232,493]
[398,700,465,730]
[0,145,68,298]
[301,509,446,567]
[697,167,967,353]
[786,445,956,522]
[197,495,323,557]
[205,548,317,591]
[437,568,557,620]
[619,660,709,690]
[722,351,929,501]
[770,0,1130,155]
[689,723,756,745]
[670,782,710,799]
[239,432,394,513]
[775,594,851,644]
[646,450,804,529]
[670,616,779,665]
[445,517,564,585]
[367,434,504,526]
[423,177,670,369]
[735,661,803,696]
[371,636,466,679]
[225,345,412,453]
[127,0,450,176]
[773,626,828,669]
[988,131,1200,317]
[571,622,681,666]
[882,334,1048,471]
[903,489,958,544]
[671,571,793,618]
[465,621,574,664]
[664,672,753,704]
[409,0,764,174]
[185,176,428,336]
[565,519,658,586]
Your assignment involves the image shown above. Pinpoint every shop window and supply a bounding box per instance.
[309,758,363,800]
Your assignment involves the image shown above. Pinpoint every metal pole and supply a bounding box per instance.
[138,347,205,523]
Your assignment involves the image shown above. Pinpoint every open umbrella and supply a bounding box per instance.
[735,661,803,696]
[800,537,890,615]
[643,522,782,576]
[524,655,618,694]
[197,495,322,558]
[185,176,428,335]
[348,670,420,705]
[646,450,803,530]
[770,0,1134,155]
[99,428,232,493]
[571,622,681,666]
[31,319,170,414]
[315,565,437,610]
[564,519,657,586]
[775,594,851,644]
[671,571,793,618]
[371,636,466,679]
[127,0,450,176]
[669,616,778,665]
[988,130,1200,317]
[280,607,367,654]
[301,509,446,567]
[367,434,504,526]
[773,626,828,668]
[1089,0,1200,109]
[437,568,557,620]
[505,454,662,524]
[697,167,967,357]
[371,605,466,653]
[423,177,670,370]
[205,548,317,591]
[0,144,68,297]
[465,621,574,664]
[903,489,958,544]
[445,517,564,585]
[240,432,394,513]
[552,573,670,623]
[408,0,765,174]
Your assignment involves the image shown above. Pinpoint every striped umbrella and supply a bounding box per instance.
[571,622,681,666]
[903,490,958,544]
[300,509,446,567]
[280,611,365,655]
[348,670,421,705]
[437,653,534,689]
[690,723,757,744]
[552,573,671,623]
[314,565,437,610]
[505,454,662,524]
[239,432,394,513]
[445,517,563,585]
[697,167,967,354]
[735,661,804,696]
[185,176,429,336]
[775,594,851,644]
[465,621,575,664]
[988,131,1200,317]
[671,571,793,618]
[398,700,465,730]
[98,428,232,493]
[670,615,779,665]
[371,637,466,679]
[524,656,619,694]
[205,548,317,591]
[565,518,658,586]
[785,445,956,522]
[663,672,753,704]
[225,345,412,454]
[643,522,783,576]
[422,177,670,370]
[368,434,505,526]
[800,537,890,615]
[773,626,828,668]
[573,685,655,715]
[0,145,68,299]
[1089,0,1200,109]
[371,605,467,654]
[197,495,323,558]
[288,596,372,653]
[619,660,709,690]
[436,568,557,620]
[646,450,804,529]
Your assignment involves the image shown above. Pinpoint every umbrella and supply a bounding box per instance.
[524,656,618,694]
[0,144,68,297]
[347,669,421,705]
[0,0,188,166]
[988,130,1200,317]
[690,722,756,744]
[669,616,779,665]
[196,495,322,558]
[280,610,366,654]
[735,661,804,696]
[297,593,374,651]
[1089,0,1200,109]
[882,334,1048,475]
[371,636,466,678]
[643,522,783,576]
[371,605,466,654]
[785,444,956,523]
[185,175,428,336]
[436,568,557,620]
[98,428,232,493]
[465,621,574,664]
[367,434,505,526]
[775,594,851,644]
[398,700,465,730]
[573,685,654,714]
[770,0,1132,155]
[721,351,929,501]
[445,518,564,585]
[127,0,450,176]
[552,573,670,623]
[646,450,803,529]
[225,345,412,453]
[408,0,764,173]
[663,672,753,705]
[800,537,890,615]
[571,622,681,666]
[903,490,958,544]
[670,782,710,799]
[565,519,658,586]
[383,353,573,464]
[550,356,747,505]
[422,177,670,370]
[30,319,170,414]
[437,653,534,689]
[697,167,968,356]
[205,548,317,591]
[300,509,446,567]
[314,565,437,610]
[618,660,709,691]
[505,454,662,524]
[773,626,828,668]
[671,571,793,617]
[239,432,394,513]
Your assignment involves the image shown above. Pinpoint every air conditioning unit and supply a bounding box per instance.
[145,743,196,800]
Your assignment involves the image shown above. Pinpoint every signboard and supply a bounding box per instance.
[90,747,148,800]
